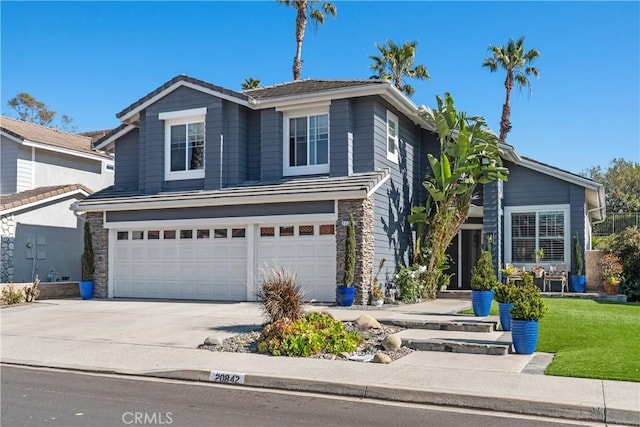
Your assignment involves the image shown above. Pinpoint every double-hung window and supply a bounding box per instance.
[283,106,329,176]
[159,107,206,181]
[386,110,399,163]
[505,205,570,264]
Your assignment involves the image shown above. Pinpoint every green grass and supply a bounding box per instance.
[461,298,640,382]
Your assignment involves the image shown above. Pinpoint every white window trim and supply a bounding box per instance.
[282,106,330,176]
[386,110,399,163]
[161,109,207,181]
[504,204,571,265]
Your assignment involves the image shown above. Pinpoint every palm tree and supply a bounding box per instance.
[369,40,430,97]
[482,37,540,142]
[278,0,337,81]
[241,77,261,90]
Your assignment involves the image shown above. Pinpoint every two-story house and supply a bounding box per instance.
[72,75,604,303]
[1,117,114,283]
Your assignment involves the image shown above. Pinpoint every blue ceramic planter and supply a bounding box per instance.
[79,280,94,300]
[498,302,514,331]
[511,319,539,354]
[471,290,494,317]
[570,275,586,293]
[336,286,355,307]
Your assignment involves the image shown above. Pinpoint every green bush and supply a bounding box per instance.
[257,312,361,357]
[510,284,547,321]
[258,267,305,323]
[1,285,25,305]
[470,250,498,291]
[606,227,640,301]
[343,213,356,287]
[396,265,428,303]
[82,220,95,281]
[494,282,517,303]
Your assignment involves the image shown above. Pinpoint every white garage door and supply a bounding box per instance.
[113,226,248,300]
[257,224,336,302]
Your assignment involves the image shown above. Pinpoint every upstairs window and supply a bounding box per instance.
[283,107,330,176]
[386,110,398,163]
[160,108,206,181]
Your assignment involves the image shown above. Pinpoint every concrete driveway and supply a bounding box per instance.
[1,299,265,348]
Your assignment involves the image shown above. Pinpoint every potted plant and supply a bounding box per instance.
[510,282,547,354]
[80,220,95,300]
[370,258,386,307]
[494,282,517,331]
[571,233,586,293]
[532,248,545,279]
[336,213,356,306]
[470,250,498,316]
[600,253,623,295]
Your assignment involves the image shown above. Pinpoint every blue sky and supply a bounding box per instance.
[2,1,638,174]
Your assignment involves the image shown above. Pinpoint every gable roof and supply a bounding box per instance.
[1,116,112,160]
[1,184,92,215]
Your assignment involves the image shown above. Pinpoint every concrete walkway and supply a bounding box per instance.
[1,298,638,425]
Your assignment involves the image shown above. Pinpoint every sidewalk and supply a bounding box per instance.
[1,299,638,425]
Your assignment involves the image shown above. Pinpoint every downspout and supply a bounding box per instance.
[220,134,224,189]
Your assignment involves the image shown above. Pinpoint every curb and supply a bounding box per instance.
[3,360,638,426]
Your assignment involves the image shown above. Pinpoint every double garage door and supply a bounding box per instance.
[112,222,336,302]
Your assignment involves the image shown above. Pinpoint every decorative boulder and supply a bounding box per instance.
[204,336,224,346]
[354,315,381,330]
[373,353,392,364]
[381,335,401,351]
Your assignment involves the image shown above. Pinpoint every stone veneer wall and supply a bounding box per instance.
[336,197,375,305]
[585,250,603,292]
[87,212,109,298]
[1,214,16,283]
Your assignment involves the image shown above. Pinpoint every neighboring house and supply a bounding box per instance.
[72,74,604,303]
[1,117,114,283]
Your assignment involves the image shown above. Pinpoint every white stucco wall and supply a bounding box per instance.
[34,149,113,192]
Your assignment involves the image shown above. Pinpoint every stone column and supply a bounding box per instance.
[1,214,16,283]
[336,197,375,305]
[87,212,108,298]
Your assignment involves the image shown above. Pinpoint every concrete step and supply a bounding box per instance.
[380,318,497,333]
[395,329,512,356]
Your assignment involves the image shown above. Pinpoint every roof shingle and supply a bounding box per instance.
[244,79,388,100]
[1,184,92,213]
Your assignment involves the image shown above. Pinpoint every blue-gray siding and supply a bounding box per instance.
[1,135,19,194]
[106,200,335,222]
[260,108,282,182]
[114,129,139,191]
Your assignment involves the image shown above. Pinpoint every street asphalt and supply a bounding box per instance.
[1,298,638,425]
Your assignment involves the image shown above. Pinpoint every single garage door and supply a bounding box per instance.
[257,223,336,302]
[113,226,248,300]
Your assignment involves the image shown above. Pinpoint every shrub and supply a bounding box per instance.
[494,282,517,303]
[600,253,623,283]
[605,227,640,301]
[257,312,361,357]
[258,267,305,323]
[573,233,583,275]
[1,285,24,305]
[343,213,356,287]
[510,284,547,321]
[24,276,40,302]
[470,250,498,291]
[82,220,95,281]
[396,265,428,303]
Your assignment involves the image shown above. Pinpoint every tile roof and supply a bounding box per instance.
[244,79,388,100]
[1,184,92,213]
[116,75,249,119]
[0,116,111,158]
[76,170,389,209]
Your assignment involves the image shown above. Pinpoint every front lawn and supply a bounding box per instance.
[463,298,640,382]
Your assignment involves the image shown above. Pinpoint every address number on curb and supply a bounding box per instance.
[209,371,245,384]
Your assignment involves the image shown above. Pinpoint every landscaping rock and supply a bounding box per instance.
[354,315,381,330]
[373,353,392,364]
[204,336,224,346]
[337,352,351,359]
[381,335,401,351]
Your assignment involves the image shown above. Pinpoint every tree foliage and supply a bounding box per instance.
[409,93,508,291]
[7,92,76,132]
[241,77,261,90]
[278,0,336,81]
[369,40,430,96]
[482,37,540,142]
[583,158,640,213]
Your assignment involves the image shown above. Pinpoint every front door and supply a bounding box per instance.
[445,228,483,289]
